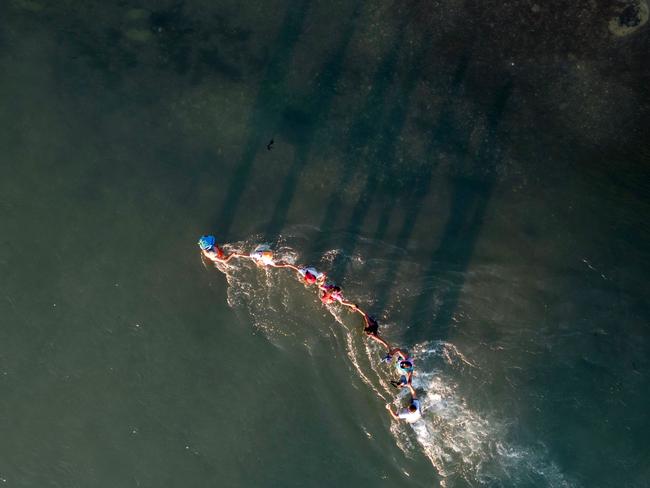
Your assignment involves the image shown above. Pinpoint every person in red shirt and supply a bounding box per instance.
[319,283,343,304]
[298,267,326,285]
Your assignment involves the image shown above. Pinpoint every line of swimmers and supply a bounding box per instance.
[198,235,422,423]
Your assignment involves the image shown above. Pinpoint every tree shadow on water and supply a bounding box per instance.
[306,16,412,260]
[365,49,473,319]
[407,79,514,344]
[327,28,431,286]
[214,0,311,237]
[367,48,473,248]
[262,1,363,241]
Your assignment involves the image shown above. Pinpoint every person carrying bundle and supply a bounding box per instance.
[198,235,246,263]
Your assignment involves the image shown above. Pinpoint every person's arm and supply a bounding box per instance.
[213,249,253,262]
[203,249,224,263]
[388,347,406,358]
[353,305,367,317]
[270,262,297,270]
[341,301,367,319]
[369,334,391,351]
[385,404,400,420]
[220,252,247,263]
[354,307,367,318]
[408,383,417,399]
[333,293,348,304]
[236,253,254,261]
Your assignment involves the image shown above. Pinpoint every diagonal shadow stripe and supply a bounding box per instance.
[408,79,513,343]
[329,28,428,284]
[263,1,362,241]
[366,47,473,315]
[307,16,411,258]
[214,0,311,236]
[367,48,472,249]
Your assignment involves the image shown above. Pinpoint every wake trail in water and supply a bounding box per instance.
[202,235,575,487]
[404,342,574,487]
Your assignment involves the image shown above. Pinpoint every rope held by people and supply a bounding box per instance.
[198,234,422,423]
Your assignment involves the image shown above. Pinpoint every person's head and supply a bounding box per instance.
[408,403,417,413]
[198,235,216,251]
[400,360,413,370]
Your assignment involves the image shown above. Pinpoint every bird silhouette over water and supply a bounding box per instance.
[266,138,274,151]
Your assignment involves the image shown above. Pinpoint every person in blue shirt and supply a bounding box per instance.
[385,347,414,388]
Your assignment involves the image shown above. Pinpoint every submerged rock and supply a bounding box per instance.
[125,8,149,21]
[608,0,649,36]
[11,0,44,12]
[124,28,152,43]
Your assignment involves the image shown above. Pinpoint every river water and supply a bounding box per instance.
[1,1,649,487]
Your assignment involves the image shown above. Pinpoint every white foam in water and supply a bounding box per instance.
[405,342,576,487]
[209,241,576,487]
[329,307,390,401]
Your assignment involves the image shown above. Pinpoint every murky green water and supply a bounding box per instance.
[1,1,649,486]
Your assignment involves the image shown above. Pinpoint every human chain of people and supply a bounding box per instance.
[198,234,423,423]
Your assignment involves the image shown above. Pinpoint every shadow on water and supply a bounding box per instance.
[263,2,362,241]
[328,27,432,285]
[214,0,311,236]
[368,48,472,247]
[408,79,513,344]
[366,50,473,318]
[307,16,411,259]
